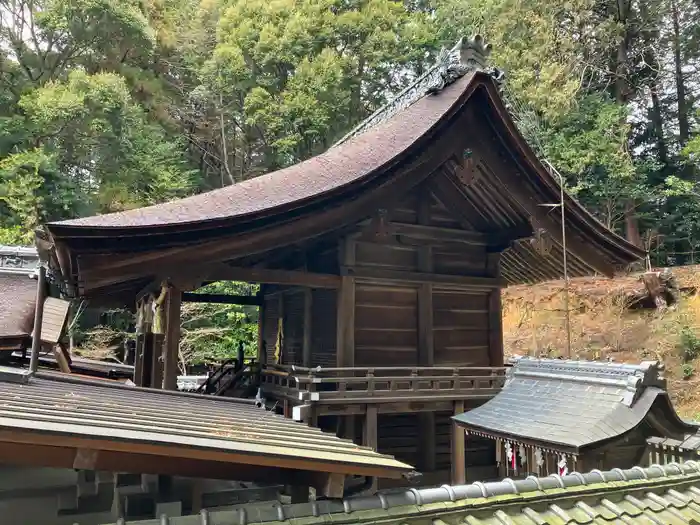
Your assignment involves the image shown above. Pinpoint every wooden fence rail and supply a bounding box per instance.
[259,365,507,405]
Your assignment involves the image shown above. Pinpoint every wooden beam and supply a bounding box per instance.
[354,220,532,248]
[392,222,531,246]
[205,266,341,289]
[181,293,262,306]
[342,267,506,290]
[29,266,46,373]
[451,400,466,485]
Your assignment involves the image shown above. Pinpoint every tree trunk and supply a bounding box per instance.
[613,0,640,247]
[671,0,690,147]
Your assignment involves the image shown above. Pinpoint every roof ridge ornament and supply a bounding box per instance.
[334,35,502,146]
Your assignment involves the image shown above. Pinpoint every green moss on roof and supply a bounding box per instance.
[104,462,700,525]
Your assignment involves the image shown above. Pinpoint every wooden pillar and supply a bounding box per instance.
[486,252,504,367]
[451,400,466,485]
[337,239,356,443]
[151,334,163,389]
[29,265,47,373]
[275,293,285,364]
[336,237,356,368]
[140,333,153,388]
[363,405,379,493]
[163,285,182,391]
[257,289,265,363]
[133,333,144,385]
[417,192,436,472]
[302,288,313,367]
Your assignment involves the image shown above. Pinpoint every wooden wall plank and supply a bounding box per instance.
[310,289,337,367]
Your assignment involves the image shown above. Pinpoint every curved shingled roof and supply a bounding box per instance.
[42,37,645,295]
[47,72,478,234]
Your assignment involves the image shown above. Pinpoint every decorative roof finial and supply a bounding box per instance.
[459,35,492,71]
[334,35,502,146]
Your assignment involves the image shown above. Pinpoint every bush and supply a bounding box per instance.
[683,363,695,380]
[680,326,700,362]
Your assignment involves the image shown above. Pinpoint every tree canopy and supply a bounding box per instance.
[4,0,700,363]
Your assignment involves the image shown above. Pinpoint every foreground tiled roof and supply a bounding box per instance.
[0,369,413,478]
[105,462,700,524]
[453,358,696,452]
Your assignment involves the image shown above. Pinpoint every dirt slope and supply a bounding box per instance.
[502,265,700,419]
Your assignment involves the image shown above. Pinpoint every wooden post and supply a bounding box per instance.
[151,333,164,389]
[302,288,313,367]
[363,405,379,493]
[133,333,144,385]
[486,252,504,367]
[337,238,356,444]
[257,289,265,363]
[29,265,47,373]
[417,192,436,472]
[163,285,182,390]
[451,400,466,485]
[336,238,356,367]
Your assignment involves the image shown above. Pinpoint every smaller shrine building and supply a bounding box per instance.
[453,357,699,477]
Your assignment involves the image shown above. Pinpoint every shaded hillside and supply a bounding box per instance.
[503,266,700,418]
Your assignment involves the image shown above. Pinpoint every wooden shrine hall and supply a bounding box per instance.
[35,36,645,488]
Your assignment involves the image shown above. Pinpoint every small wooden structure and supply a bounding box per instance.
[453,358,698,476]
[36,36,644,486]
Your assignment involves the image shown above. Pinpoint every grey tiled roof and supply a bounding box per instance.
[453,357,695,452]
[103,461,700,525]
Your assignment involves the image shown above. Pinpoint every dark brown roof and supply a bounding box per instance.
[49,74,475,233]
[42,51,645,294]
[0,368,413,479]
[0,274,35,341]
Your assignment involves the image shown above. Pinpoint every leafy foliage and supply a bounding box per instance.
[4,0,700,364]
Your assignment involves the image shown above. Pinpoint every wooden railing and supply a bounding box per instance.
[259,365,507,405]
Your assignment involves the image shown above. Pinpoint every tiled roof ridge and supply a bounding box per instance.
[141,462,700,525]
[0,244,39,277]
[511,356,665,387]
[510,357,666,409]
[334,35,503,146]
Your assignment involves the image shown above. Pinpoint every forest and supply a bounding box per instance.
[2,0,700,365]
